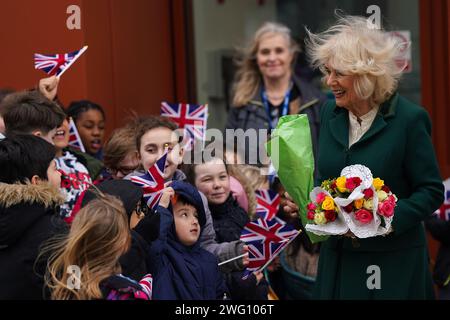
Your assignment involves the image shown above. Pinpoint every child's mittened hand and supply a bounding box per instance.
[159,187,175,208]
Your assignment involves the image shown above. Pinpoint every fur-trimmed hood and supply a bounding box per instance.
[0,181,64,208]
[0,182,65,249]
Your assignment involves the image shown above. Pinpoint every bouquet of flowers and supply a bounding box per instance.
[305,188,349,236]
[305,164,397,238]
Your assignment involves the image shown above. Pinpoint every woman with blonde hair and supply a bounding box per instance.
[283,14,444,299]
[44,194,152,300]
[225,21,326,168]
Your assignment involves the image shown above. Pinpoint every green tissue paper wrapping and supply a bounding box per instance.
[266,114,328,243]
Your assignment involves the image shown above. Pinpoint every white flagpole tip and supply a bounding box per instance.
[56,45,88,79]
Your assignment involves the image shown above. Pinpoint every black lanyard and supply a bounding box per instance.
[261,83,292,131]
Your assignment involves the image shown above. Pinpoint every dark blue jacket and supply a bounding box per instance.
[149,181,228,300]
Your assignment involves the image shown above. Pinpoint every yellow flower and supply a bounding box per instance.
[322,196,335,211]
[373,178,384,191]
[354,198,364,209]
[314,212,327,225]
[336,176,347,193]
[363,198,374,210]
[377,190,388,202]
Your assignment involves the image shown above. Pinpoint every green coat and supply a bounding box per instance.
[314,93,444,299]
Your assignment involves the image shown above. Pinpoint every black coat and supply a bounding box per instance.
[0,182,66,300]
[119,208,160,280]
[225,76,326,171]
[209,195,249,243]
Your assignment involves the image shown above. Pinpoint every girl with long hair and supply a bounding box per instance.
[44,194,152,300]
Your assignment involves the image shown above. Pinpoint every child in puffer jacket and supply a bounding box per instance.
[184,155,268,300]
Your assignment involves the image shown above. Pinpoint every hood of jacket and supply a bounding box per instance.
[0,182,65,249]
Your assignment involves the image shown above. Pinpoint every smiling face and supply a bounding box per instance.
[173,201,200,246]
[194,158,230,205]
[75,109,105,155]
[256,33,294,82]
[53,118,70,153]
[46,159,62,188]
[138,127,183,180]
[323,64,364,112]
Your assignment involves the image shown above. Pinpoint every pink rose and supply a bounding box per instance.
[378,198,396,217]
[307,202,317,211]
[354,209,374,224]
[316,192,326,204]
[307,211,315,220]
[363,188,374,200]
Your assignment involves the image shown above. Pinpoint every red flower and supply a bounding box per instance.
[343,203,354,213]
[307,202,317,211]
[378,197,396,217]
[363,188,374,200]
[331,181,337,191]
[324,210,336,222]
[354,209,374,224]
[316,192,326,204]
[307,211,315,220]
[345,177,362,192]
[381,185,391,193]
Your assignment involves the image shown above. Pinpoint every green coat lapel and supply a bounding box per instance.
[329,110,349,149]
[356,93,398,146]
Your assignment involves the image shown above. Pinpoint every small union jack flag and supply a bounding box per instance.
[435,189,450,221]
[34,45,88,77]
[138,274,153,300]
[160,102,208,151]
[255,189,280,221]
[68,118,85,153]
[130,153,167,210]
[240,216,299,279]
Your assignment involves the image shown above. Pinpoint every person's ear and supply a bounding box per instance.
[178,146,185,159]
[137,149,142,161]
[30,175,41,185]
[31,130,42,137]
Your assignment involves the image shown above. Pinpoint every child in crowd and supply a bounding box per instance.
[1,90,65,143]
[184,154,268,300]
[125,116,247,272]
[240,164,270,190]
[44,193,152,300]
[52,115,93,222]
[0,134,65,299]
[67,100,106,160]
[227,164,257,218]
[103,118,144,180]
[150,180,228,299]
